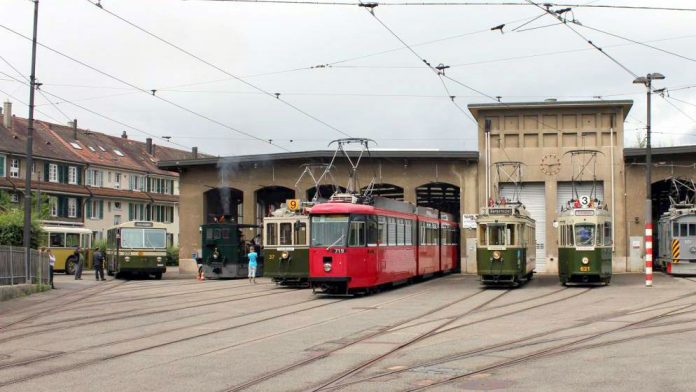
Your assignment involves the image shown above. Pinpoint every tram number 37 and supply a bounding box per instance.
[580,266,591,272]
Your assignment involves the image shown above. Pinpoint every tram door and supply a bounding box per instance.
[501,183,546,272]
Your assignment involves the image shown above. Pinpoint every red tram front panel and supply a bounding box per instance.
[440,219,459,273]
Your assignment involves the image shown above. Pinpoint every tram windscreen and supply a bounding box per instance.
[121,228,167,249]
[311,215,348,247]
[575,224,595,246]
[488,224,506,246]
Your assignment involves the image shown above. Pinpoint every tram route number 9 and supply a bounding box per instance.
[579,195,590,206]
[287,199,301,211]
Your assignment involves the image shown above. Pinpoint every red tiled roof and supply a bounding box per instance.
[0,178,91,196]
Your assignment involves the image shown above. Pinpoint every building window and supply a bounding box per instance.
[0,155,5,177]
[152,205,174,224]
[86,169,103,187]
[68,198,77,218]
[49,164,58,183]
[68,166,78,185]
[114,214,121,225]
[128,202,147,221]
[10,159,19,178]
[49,197,58,217]
[86,199,104,220]
[130,175,146,192]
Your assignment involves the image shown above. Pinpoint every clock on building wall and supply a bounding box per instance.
[540,154,561,176]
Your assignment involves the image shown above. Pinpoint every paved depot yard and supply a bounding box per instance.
[1,272,695,392]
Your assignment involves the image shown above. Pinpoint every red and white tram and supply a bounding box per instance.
[308,195,459,294]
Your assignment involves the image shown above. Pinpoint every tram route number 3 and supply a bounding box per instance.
[287,199,301,211]
[579,195,590,206]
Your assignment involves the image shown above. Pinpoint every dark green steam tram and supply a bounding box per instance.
[199,222,262,279]
[557,200,612,285]
[476,204,536,286]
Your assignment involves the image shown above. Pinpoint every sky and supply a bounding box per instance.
[1,0,696,156]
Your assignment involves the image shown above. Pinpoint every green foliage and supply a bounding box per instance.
[93,238,107,252]
[166,245,179,266]
[0,190,46,248]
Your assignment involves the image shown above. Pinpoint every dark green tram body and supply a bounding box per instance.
[106,221,168,279]
[262,214,310,286]
[476,205,536,287]
[557,205,613,285]
[200,222,262,279]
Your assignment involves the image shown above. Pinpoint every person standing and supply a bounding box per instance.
[247,246,258,284]
[74,247,84,280]
[93,247,106,281]
[47,249,55,289]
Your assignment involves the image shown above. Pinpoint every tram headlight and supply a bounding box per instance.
[281,252,289,260]
[213,253,218,259]
[323,263,332,272]
[157,256,162,262]
[124,256,130,262]
[582,257,589,265]
[492,251,501,260]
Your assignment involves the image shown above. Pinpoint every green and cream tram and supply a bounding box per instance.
[263,210,310,286]
[476,204,536,286]
[557,201,612,285]
[106,221,168,279]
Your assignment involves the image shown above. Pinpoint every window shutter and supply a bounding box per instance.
[44,162,49,181]
[99,200,104,219]
[76,198,82,218]
[129,176,134,190]
[99,172,104,187]
[58,166,65,183]
[86,200,92,218]
[86,170,93,186]
[76,168,82,185]
[59,197,68,217]
[170,180,174,194]
[128,203,133,220]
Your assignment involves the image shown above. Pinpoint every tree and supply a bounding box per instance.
[0,190,46,248]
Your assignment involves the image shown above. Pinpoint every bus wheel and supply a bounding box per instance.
[154,273,163,280]
[65,257,76,275]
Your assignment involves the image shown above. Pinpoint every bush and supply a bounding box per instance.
[93,238,107,252]
[0,208,43,248]
[166,245,179,266]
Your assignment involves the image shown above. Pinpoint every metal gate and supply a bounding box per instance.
[557,181,605,211]
[501,183,546,272]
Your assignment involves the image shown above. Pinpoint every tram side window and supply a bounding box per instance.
[266,223,277,246]
[387,217,396,245]
[395,219,404,246]
[378,216,387,245]
[488,225,506,246]
[604,222,612,246]
[366,217,378,246]
[50,233,65,247]
[404,220,413,246]
[680,224,688,238]
[690,224,696,236]
[294,221,307,246]
[479,224,487,246]
[279,223,292,245]
[673,223,679,236]
[206,229,213,241]
[507,224,517,246]
[349,220,366,247]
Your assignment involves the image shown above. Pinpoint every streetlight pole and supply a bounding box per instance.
[23,0,39,283]
[634,72,665,288]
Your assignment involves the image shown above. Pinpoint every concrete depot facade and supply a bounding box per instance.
[161,100,696,274]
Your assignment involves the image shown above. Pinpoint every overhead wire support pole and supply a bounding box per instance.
[23,0,39,284]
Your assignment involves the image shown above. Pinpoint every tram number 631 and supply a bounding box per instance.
[580,266,591,272]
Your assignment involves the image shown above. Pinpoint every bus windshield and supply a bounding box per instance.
[575,224,595,246]
[121,228,167,249]
[311,215,348,247]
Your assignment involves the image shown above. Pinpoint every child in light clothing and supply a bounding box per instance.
[248,247,258,284]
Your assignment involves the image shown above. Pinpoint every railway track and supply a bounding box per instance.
[0,297,343,387]
[317,289,696,392]
[0,286,289,344]
[218,288,497,392]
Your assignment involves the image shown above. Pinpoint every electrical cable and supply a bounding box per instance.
[0,86,63,124]
[85,0,352,139]
[0,22,291,152]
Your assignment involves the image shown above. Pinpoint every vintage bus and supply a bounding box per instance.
[40,226,92,274]
[106,221,168,279]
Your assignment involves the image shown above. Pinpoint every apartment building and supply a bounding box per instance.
[0,100,197,246]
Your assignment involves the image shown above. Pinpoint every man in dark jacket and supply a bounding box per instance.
[93,247,106,281]
[74,247,84,280]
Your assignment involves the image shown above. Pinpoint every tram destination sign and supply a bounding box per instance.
[575,210,595,216]
[489,208,513,215]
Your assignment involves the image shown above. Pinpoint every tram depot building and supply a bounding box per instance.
[160,99,696,275]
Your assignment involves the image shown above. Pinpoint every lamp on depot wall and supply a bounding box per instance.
[634,217,640,225]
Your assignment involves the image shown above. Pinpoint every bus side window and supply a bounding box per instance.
[66,233,80,248]
[50,232,65,247]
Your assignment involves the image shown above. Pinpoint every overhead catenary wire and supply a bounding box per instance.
[0,23,291,152]
[0,86,63,124]
[85,0,352,139]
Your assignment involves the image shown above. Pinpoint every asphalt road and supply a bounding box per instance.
[1,271,695,392]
